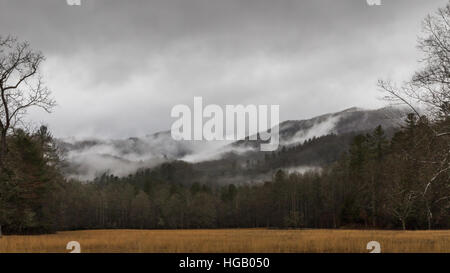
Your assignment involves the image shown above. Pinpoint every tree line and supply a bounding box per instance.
[30,120,448,232]
[2,116,449,233]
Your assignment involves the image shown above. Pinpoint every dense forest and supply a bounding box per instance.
[1,3,450,234]
[0,115,449,234]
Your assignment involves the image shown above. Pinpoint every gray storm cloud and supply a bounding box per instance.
[0,0,447,140]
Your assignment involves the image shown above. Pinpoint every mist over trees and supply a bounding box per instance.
[44,123,449,231]
[2,121,448,233]
[1,3,450,234]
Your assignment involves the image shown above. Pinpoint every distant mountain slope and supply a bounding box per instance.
[234,106,407,148]
[60,106,410,180]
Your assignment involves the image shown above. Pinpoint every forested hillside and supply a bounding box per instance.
[42,119,450,231]
[60,106,406,181]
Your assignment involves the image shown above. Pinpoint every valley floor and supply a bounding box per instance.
[0,229,449,253]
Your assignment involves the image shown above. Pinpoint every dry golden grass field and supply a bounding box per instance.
[0,229,449,253]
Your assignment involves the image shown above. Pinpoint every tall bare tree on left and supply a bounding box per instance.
[0,36,56,169]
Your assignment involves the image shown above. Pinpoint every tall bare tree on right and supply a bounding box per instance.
[379,2,450,229]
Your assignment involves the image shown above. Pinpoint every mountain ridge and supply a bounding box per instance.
[60,106,411,180]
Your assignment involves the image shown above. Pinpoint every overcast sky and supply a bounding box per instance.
[0,0,447,139]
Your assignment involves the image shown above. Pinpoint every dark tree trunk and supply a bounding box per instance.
[0,130,7,169]
[371,175,377,227]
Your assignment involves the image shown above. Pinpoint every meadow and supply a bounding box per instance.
[0,229,449,253]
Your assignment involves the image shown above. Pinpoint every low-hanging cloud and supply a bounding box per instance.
[61,131,257,180]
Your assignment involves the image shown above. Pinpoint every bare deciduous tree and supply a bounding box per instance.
[0,36,55,168]
[380,4,450,123]
[379,3,450,229]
